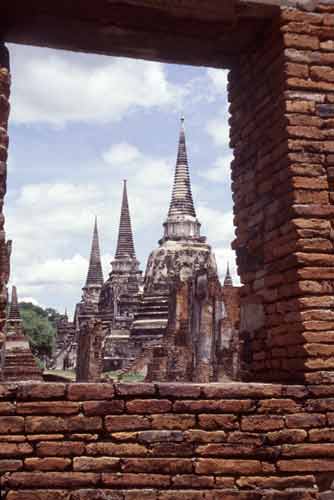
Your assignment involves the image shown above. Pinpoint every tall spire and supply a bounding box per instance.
[8,286,21,322]
[115,180,136,259]
[85,217,104,287]
[168,116,196,218]
[224,262,233,287]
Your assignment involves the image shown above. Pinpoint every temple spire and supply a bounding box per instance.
[168,116,196,218]
[224,262,233,287]
[115,180,136,259]
[8,286,21,322]
[85,217,104,287]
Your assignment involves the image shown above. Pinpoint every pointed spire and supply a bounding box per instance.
[85,217,104,287]
[224,262,233,287]
[115,180,136,259]
[168,116,196,218]
[8,286,21,321]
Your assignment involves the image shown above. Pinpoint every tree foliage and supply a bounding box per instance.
[19,302,59,358]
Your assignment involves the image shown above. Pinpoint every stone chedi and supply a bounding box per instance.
[99,180,143,370]
[131,117,218,342]
[3,286,42,381]
[53,310,76,371]
[74,217,104,329]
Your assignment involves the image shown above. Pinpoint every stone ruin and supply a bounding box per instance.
[54,117,239,382]
[2,286,42,381]
[3,1,334,498]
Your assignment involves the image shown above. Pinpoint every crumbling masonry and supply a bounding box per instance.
[3,0,334,497]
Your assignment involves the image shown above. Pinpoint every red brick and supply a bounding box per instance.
[151,414,195,430]
[105,415,150,432]
[68,416,102,432]
[0,443,33,457]
[236,475,315,489]
[83,400,124,416]
[71,492,123,500]
[17,402,79,415]
[286,413,326,428]
[36,441,85,457]
[115,383,156,396]
[282,443,334,457]
[0,459,22,472]
[241,416,284,431]
[121,458,193,474]
[266,429,307,445]
[257,399,301,414]
[67,384,114,401]
[0,402,15,415]
[172,475,215,488]
[24,457,71,471]
[25,416,67,433]
[126,399,171,414]
[17,384,66,400]
[278,459,334,472]
[73,457,120,471]
[102,473,170,487]
[0,416,24,434]
[195,459,262,474]
[174,399,254,413]
[4,472,99,488]
[86,442,148,456]
[184,430,226,443]
[199,414,239,430]
[6,492,69,500]
[202,383,282,399]
[157,383,202,398]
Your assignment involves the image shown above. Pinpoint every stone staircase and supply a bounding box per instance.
[131,294,169,339]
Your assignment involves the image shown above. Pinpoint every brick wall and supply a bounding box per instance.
[0,44,11,381]
[1,382,334,498]
[229,2,334,382]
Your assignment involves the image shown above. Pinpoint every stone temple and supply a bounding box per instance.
[2,286,42,381]
[54,118,239,381]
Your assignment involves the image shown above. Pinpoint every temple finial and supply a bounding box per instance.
[115,181,136,259]
[167,116,196,219]
[224,262,233,287]
[8,286,21,322]
[85,218,104,287]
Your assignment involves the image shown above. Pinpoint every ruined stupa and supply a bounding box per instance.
[131,117,218,341]
[3,286,43,381]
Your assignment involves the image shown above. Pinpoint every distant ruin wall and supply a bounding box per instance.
[1,382,334,498]
[229,3,334,383]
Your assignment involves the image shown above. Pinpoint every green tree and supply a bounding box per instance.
[19,302,57,359]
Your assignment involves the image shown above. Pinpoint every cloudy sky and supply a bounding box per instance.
[5,43,236,316]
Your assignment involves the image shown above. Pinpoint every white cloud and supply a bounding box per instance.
[199,154,233,183]
[206,113,230,148]
[9,45,186,126]
[198,207,235,247]
[207,69,228,95]
[103,143,141,166]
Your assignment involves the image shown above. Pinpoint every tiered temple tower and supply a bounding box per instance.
[131,117,218,342]
[74,218,104,328]
[99,181,142,370]
[3,286,42,381]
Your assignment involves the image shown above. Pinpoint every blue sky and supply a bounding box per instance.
[5,43,236,315]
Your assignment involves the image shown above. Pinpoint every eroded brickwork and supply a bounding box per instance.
[0,44,11,382]
[230,2,334,383]
[0,382,334,498]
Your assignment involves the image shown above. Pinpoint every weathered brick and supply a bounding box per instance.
[137,430,183,443]
[115,383,156,397]
[184,430,226,443]
[172,474,215,488]
[157,383,202,398]
[0,443,33,457]
[17,384,66,400]
[4,472,99,488]
[278,459,334,472]
[151,414,195,430]
[195,459,263,475]
[126,399,171,414]
[121,458,193,474]
[24,457,71,471]
[71,492,123,500]
[67,384,114,401]
[25,416,67,433]
[36,441,85,457]
[102,473,170,487]
[86,442,148,456]
[241,416,284,432]
[105,415,150,432]
[0,416,24,433]
[286,413,326,428]
[0,402,15,414]
[68,416,102,432]
[0,459,23,472]
[199,414,239,430]
[17,402,79,415]
[73,457,120,471]
[83,400,124,416]
[6,492,70,500]
[258,399,301,414]
[174,399,255,413]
